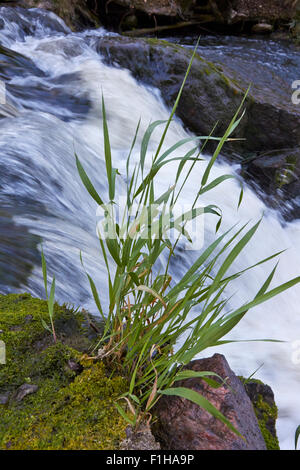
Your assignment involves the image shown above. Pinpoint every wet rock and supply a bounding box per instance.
[97,37,300,155]
[244,148,300,220]
[153,354,266,450]
[16,1,101,30]
[120,424,161,450]
[14,383,38,402]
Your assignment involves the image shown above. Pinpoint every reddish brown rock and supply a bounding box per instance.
[153,354,266,450]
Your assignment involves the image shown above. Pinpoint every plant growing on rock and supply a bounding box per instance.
[41,246,57,343]
[75,45,300,434]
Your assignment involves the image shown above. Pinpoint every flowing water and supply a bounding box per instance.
[0,7,299,449]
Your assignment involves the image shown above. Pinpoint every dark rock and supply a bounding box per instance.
[120,424,161,450]
[243,379,280,450]
[244,148,300,220]
[153,353,266,450]
[14,383,38,402]
[97,37,300,156]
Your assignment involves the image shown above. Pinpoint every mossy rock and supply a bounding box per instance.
[97,35,300,156]
[241,378,280,450]
[0,293,128,450]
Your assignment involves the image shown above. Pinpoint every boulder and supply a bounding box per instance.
[153,353,267,450]
[97,37,300,155]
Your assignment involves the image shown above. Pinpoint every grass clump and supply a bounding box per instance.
[73,43,300,434]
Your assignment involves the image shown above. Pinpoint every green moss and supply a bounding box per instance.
[252,394,279,450]
[0,293,127,450]
[239,376,280,450]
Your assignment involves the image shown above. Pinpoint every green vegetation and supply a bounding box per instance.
[0,293,127,450]
[41,246,57,342]
[74,45,300,433]
[246,381,280,451]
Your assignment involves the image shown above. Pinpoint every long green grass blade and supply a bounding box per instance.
[201,90,249,187]
[76,154,104,206]
[41,246,48,300]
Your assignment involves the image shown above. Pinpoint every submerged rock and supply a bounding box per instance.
[153,354,267,450]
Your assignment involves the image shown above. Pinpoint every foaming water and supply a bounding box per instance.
[0,7,299,449]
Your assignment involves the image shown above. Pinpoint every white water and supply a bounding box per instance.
[0,8,299,449]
